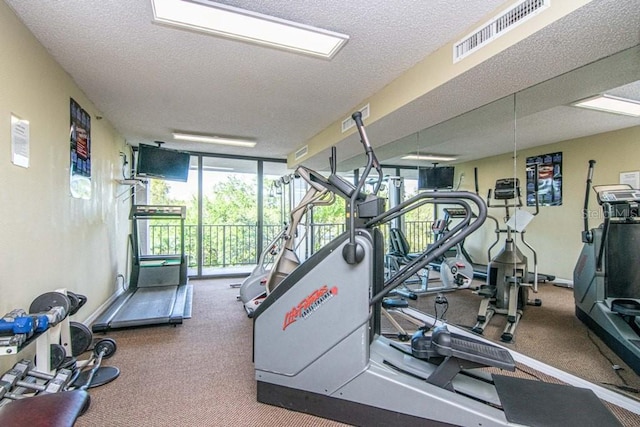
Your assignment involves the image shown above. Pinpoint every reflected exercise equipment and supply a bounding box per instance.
[472,177,542,342]
[574,160,640,375]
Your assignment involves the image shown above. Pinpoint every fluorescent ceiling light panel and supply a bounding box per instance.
[202,166,234,171]
[151,0,349,59]
[173,132,256,148]
[572,95,640,117]
[402,154,458,162]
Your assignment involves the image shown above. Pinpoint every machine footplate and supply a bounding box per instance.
[412,328,515,371]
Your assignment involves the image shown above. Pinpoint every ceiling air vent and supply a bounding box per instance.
[453,0,549,63]
[341,104,370,133]
[295,145,308,160]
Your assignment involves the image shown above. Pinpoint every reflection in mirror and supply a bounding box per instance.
[382,45,640,395]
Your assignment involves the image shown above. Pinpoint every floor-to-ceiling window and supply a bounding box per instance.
[199,157,259,276]
[137,149,287,278]
[135,150,437,279]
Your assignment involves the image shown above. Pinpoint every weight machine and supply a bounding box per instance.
[574,160,640,375]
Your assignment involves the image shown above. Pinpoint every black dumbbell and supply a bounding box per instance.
[0,360,73,400]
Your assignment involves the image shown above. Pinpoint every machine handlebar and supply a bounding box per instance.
[352,112,383,194]
[582,160,596,243]
[369,190,487,305]
[343,111,383,264]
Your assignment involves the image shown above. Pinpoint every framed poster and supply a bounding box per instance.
[70,98,91,199]
[526,152,562,206]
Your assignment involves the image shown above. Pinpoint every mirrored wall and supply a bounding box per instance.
[386,44,640,389]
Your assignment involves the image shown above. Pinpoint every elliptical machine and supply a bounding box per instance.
[473,177,542,342]
[574,160,640,375]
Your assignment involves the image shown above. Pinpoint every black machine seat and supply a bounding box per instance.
[389,228,420,263]
[381,298,410,309]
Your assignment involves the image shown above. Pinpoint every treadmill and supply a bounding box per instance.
[92,205,192,332]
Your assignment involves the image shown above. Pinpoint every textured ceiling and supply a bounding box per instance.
[4,0,640,172]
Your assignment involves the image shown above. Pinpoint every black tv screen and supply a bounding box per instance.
[418,166,455,190]
[136,144,190,182]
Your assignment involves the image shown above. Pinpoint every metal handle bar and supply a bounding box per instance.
[370,191,487,305]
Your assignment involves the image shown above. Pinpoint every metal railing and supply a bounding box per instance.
[146,221,433,269]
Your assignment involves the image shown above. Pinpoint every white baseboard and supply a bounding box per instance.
[80,287,125,326]
[552,278,573,288]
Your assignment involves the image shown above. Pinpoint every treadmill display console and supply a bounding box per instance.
[597,190,640,204]
[131,204,186,219]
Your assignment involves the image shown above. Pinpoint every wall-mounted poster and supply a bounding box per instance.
[526,152,562,206]
[70,98,91,199]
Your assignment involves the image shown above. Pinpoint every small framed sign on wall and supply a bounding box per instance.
[11,113,29,168]
[619,171,640,189]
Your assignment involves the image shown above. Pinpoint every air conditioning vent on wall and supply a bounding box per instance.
[453,0,549,63]
[295,145,308,160]
[341,104,370,133]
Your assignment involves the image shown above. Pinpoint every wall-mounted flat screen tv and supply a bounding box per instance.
[418,166,455,190]
[136,144,190,182]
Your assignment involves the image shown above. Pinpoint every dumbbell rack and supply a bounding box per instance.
[1,289,73,376]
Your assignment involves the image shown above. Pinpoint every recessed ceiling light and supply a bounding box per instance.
[202,166,234,171]
[173,132,256,148]
[151,0,349,59]
[402,154,458,162]
[572,94,640,117]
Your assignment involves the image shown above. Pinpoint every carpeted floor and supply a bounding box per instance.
[77,280,347,427]
[75,278,640,427]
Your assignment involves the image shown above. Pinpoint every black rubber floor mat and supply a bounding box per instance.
[493,374,622,427]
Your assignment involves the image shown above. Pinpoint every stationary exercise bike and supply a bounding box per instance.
[473,177,542,342]
[574,160,640,375]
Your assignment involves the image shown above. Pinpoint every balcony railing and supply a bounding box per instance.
[144,221,433,269]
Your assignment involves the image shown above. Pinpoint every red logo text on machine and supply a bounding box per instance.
[283,285,338,330]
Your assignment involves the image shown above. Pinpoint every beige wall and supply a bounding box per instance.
[455,125,640,282]
[0,2,129,368]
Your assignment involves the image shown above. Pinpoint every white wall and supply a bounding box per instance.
[455,125,640,282]
[0,2,130,369]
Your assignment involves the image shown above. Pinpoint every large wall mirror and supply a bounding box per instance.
[386,45,640,392]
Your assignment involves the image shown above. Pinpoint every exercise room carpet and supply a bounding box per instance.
[76,279,347,427]
[76,279,640,427]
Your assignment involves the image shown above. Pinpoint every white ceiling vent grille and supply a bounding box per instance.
[453,0,549,63]
[341,104,370,133]
[295,145,308,160]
